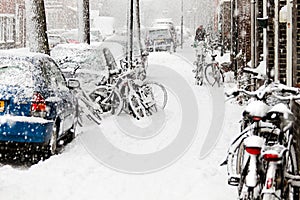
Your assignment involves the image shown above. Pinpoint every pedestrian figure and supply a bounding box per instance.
[194,25,206,42]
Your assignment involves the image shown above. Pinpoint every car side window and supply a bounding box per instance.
[43,59,68,91]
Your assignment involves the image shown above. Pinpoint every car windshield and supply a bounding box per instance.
[0,59,34,87]
[148,29,170,39]
[49,35,65,43]
[52,47,106,72]
[74,50,105,71]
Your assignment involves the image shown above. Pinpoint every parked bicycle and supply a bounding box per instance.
[89,61,168,120]
[223,82,300,200]
[260,95,300,200]
[58,61,103,126]
[204,43,224,87]
[192,41,224,86]
[192,41,208,85]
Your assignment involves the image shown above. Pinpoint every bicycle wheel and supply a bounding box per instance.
[283,144,299,200]
[205,63,224,86]
[128,92,147,120]
[142,81,168,112]
[89,86,124,116]
[196,64,204,86]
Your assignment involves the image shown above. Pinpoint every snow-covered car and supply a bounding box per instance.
[48,34,67,49]
[51,43,117,92]
[102,35,149,68]
[152,18,177,44]
[145,26,176,52]
[0,51,79,156]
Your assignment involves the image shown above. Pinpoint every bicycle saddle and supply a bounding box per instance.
[211,54,217,59]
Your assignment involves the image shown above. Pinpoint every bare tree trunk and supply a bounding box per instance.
[83,0,90,44]
[26,0,50,55]
[78,0,90,44]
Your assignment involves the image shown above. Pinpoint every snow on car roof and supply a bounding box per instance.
[51,43,105,60]
[0,49,50,59]
[148,25,171,30]
[51,43,107,71]
[0,51,51,62]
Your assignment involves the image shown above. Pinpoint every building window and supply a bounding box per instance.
[15,5,21,44]
[6,17,14,42]
[0,17,5,43]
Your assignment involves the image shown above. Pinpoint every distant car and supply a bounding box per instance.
[51,43,118,92]
[152,18,177,43]
[145,26,177,52]
[0,51,79,158]
[91,28,105,42]
[48,34,67,49]
[152,18,176,31]
[61,29,104,44]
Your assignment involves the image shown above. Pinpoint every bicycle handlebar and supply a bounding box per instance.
[226,83,300,101]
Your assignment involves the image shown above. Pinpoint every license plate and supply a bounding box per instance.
[0,100,4,112]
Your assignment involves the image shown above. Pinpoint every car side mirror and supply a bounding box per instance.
[67,78,80,89]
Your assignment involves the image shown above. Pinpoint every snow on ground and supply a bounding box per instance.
[1,40,243,200]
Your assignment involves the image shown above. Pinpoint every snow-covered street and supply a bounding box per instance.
[1,42,242,200]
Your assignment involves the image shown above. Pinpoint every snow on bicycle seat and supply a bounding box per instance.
[133,79,144,86]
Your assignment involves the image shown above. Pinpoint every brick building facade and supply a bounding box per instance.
[218,0,300,169]
[45,0,77,30]
[0,0,26,49]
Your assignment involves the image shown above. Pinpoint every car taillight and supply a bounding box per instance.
[263,153,280,161]
[252,116,262,122]
[31,92,46,118]
[245,147,261,155]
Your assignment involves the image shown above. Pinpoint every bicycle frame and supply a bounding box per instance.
[261,144,288,198]
[110,69,150,118]
[225,82,300,199]
[261,121,295,199]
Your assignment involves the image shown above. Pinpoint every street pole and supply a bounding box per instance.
[127,0,134,69]
[181,0,183,49]
[230,0,234,73]
[286,0,293,86]
[250,0,256,69]
[136,0,143,57]
[274,0,279,82]
[234,0,238,75]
